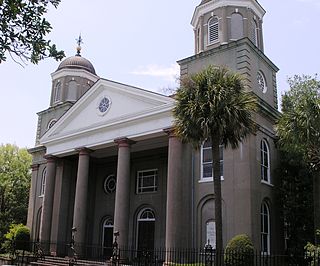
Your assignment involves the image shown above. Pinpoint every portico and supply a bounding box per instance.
[28,77,194,254]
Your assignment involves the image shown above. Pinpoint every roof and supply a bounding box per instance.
[57,55,96,75]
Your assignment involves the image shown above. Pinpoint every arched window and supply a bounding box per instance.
[206,220,216,249]
[102,217,113,258]
[196,27,201,53]
[208,16,219,44]
[230,13,244,40]
[257,71,267,93]
[251,20,259,47]
[201,139,223,181]
[66,81,78,102]
[35,207,42,241]
[260,139,270,183]
[40,168,46,196]
[54,81,61,103]
[137,208,155,250]
[261,202,270,254]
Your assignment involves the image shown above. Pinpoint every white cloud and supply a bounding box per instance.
[131,63,180,82]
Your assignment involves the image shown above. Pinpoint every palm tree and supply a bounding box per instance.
[173,65,257,251]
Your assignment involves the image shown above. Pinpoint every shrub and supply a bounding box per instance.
[15,225,30,251]
[224,234,254,266]
[2,224,30,253]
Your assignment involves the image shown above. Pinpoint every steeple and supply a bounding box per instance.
[192,0,266,54]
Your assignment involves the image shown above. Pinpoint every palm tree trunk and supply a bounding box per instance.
[313,170,320,244]
[211,135,223,251]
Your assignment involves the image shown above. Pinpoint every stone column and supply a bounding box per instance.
[27,164,39,236]
[113,138,135,248]
[164,129,183,250]
[73,148,91,246]
[40,156,57,242]
[199,15,204,52]
[221,8,228,44]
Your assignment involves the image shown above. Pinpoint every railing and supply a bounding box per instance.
[7,240,320,266]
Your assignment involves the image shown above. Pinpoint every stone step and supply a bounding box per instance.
[30,256,106,266]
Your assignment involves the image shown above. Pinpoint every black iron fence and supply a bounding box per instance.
[5,240,320,266]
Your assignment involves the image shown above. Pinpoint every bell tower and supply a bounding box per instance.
[179,0,281,251]
[179,0,278,110]
[192,0,265,54]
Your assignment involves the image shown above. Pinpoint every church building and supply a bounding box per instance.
[27,0,281,256]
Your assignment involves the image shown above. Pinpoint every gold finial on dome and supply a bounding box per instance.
[76,34,83,56]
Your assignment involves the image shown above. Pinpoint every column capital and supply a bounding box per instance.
[114,137,136,147]
[163,127,178,138]
[31,164,39,171]
[44,154,57,162]
[75,147,93,156]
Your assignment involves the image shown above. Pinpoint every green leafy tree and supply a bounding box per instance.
[0,0,65,64]
[173,65,257,251]
[0,144,32,247]
[276,74,320,243]
[276,150,313,251]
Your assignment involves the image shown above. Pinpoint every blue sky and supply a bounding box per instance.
[0,0,319,148]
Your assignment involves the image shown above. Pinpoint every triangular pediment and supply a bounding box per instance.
[40,79,175,155]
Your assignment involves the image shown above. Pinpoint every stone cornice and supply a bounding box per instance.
[257,96,281,122]
[37,102,74,116]
[28,145,46,155]
[177,37,279,72]
[51,68,99,82]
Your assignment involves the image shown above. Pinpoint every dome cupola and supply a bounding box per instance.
[57,55,96,75]
[49,35,99,107]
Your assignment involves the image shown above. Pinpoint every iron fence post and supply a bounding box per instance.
[205,241,214,266]
[69,227,77,266]
[111,231,119,266]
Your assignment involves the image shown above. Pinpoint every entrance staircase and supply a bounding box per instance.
[30,256,106,266]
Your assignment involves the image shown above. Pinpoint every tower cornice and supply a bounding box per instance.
[191,0,266,28]
[51,68,99,82]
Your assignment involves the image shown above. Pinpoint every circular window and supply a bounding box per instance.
[257,71,267,93]
[104,175,116,194]
[98,97,110,113]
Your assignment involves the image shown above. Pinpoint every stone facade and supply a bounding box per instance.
[27,0,282,256]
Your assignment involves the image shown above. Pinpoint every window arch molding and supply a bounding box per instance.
[208,16,219,45]
[260,138,271,183]
[47,119,57,130]
[137,208,156,222]
[54,81,61,103]
[39,167,46,197]
[261,201,271,254]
